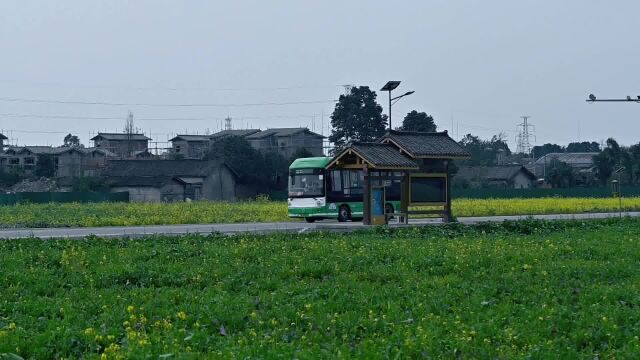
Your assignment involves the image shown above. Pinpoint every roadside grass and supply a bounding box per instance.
[0,197,639,228]
[1,218,639,358]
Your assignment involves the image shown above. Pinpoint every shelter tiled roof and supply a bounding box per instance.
[328,142,418,169]
[381,130,470,158]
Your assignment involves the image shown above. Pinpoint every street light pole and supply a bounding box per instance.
[380,81,415,130]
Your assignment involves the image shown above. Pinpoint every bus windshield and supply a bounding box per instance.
[289,169,324,197]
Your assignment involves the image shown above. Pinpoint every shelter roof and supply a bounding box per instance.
[380,130,470,159]
[327,142,418,170]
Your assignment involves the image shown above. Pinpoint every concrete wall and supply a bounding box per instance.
[95,139,148,158]
[202,166,237,201]
[248,133,323,158]
[512,172,534,189]
[171,140,209,159]
[112,186,162,202]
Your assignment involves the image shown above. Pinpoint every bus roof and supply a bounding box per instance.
[289,157,333,170]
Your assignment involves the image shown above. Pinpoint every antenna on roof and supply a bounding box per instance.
[225,116,232,130]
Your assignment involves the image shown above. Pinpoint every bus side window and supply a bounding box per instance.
[331,170,342,192]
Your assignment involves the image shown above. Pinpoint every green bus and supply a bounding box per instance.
[288,157,401,222]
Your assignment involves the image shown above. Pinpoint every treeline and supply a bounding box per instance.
[533,141,601,158]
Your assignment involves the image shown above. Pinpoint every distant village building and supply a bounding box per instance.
[168,135,212,159]
[533,152,597,185]
[102,159,255,202]
[90,133,151,158]
[0,146,117,177]
[245,128,324,158]
[209,129,261,143]
[456,165,537,189]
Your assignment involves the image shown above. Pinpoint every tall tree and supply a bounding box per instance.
[63,133,81,147]
[566,141,600,153]
[328,86,387,152]
[399,111,436,132]
[594,138,621,185]
[532,143,563,159]
[459,133,511,166]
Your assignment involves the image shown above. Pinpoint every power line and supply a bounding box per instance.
[0,79,343,93]
[0,96,337,108]
[0,112,327,121]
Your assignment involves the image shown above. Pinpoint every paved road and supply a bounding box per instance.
[0,211,637,240]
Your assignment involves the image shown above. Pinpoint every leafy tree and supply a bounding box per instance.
[566,141,600,153]
[532,143,563,159]
[594,138,621,185]
[399,111,436,132]
[204,136,288,191]
[459,133,512,166]
[35,154,56,178]
[71,177,108,192]
[63,134,81,147]
[328,86,387,152]
[546,159,574,188]
[290,148,314,163]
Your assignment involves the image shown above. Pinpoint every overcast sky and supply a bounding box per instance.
[1,0,639,150]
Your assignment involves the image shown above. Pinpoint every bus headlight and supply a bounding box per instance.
[315,198,325,207]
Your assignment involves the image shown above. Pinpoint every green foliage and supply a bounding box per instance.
[458,133,511,166]
[328,86,387,152]
[0,198,638,228]
[205,136,288,191]
[0,169,22,187]
[532,143,563,158]
[2,218,640,358]
[289,147,314,162]
[566,141,600,153]
[34,154,55,178]
[546,159,574,188]
[63,133,81,147]
[71,177,109,192]
[399,110,437,132]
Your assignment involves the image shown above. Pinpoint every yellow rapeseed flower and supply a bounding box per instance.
[177,311,187,320]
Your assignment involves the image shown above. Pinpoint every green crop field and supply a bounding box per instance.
[0,197,639,229]
[1,218,640,358]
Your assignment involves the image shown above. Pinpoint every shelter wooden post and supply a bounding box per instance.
[443,160,452,223]
[400,170,410,224]
[362,166,371,225]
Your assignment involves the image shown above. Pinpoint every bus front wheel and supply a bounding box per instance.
[305,217,316,223]
[338,205,351,222]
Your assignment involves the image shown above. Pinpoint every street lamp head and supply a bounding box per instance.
[381,81,401,92]
[404,91,415,96]
[588,93,596,101]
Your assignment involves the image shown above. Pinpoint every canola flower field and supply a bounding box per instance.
[1,218,640,358]
[0,197,639,228]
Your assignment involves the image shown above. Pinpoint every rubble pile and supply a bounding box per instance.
[9,177,59,193]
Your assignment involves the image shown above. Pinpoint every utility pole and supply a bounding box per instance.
[516,115,535,155]
[125,110,134,158]
[224,117,232,131]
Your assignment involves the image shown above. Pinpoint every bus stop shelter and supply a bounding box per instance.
[327,130,470,225]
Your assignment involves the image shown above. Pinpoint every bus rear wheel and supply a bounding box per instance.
[338,205,351,222]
